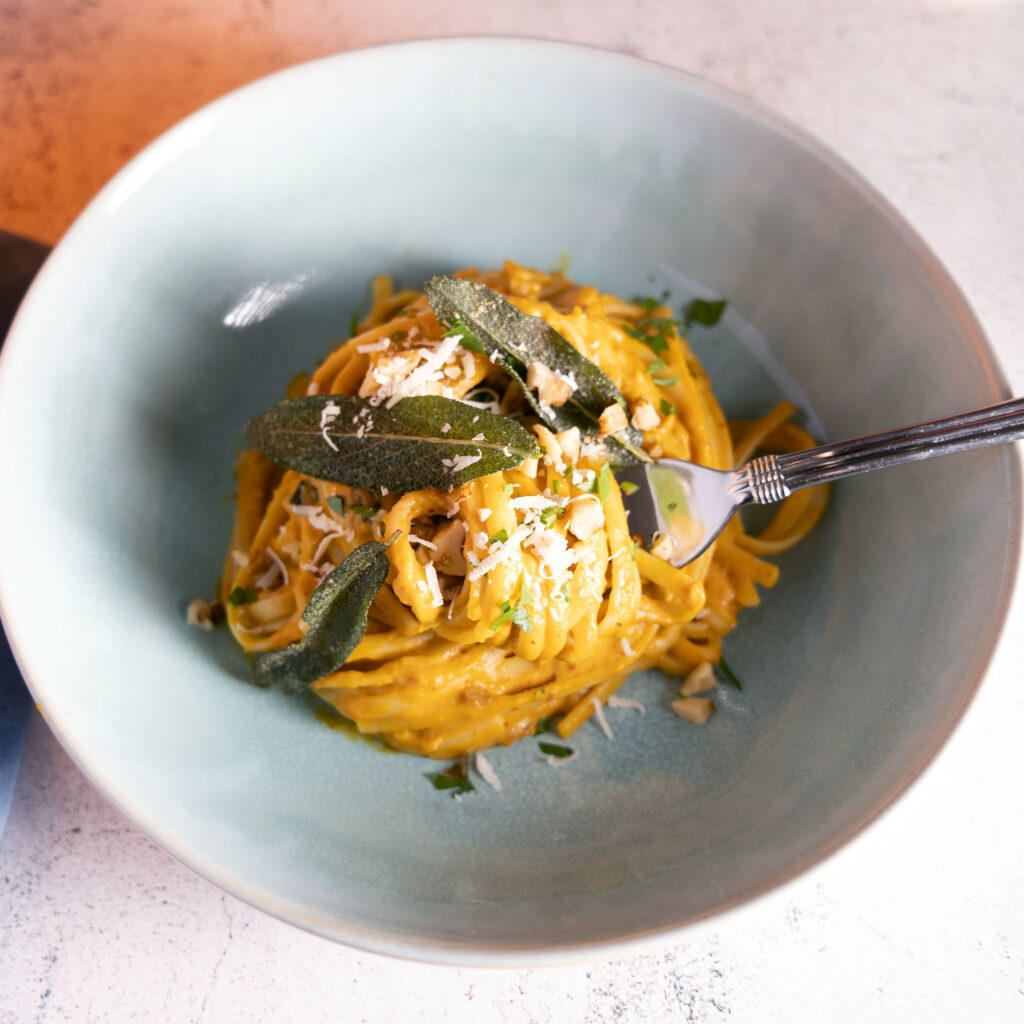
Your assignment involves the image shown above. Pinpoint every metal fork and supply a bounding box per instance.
[616,397,1024,567]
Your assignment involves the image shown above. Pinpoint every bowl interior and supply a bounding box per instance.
[0,39,1017,964]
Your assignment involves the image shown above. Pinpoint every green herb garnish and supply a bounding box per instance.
[539,505,566,528]
[619,481,638,495]
[245,394,541,493]
[348,504,378,519]
[443,317,486,354]
[326,496,346,516]
[684,298,728,328]
[487,528,509,545]
[250,539,394,693]
[229,586,257,606]
[429,765,475,796]
[660,399,676,416]
[539,741,574,758]
[653,374,680,387]
[392,330,408,341]
[489,573,533,633]
[535,716,556,734]
[590,461,612,503]
[349,313,359,337]
[625,294,678,354]
[648,359,667,375]
[717,657,744,691]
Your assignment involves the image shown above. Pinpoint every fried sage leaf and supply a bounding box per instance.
[244,394,541,492]
[251,540,391,693]
[424,276,649,465]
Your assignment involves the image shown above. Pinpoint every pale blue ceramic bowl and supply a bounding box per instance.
[0,39,1017,965]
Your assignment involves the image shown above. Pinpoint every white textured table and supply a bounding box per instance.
[3,2,1024,1021]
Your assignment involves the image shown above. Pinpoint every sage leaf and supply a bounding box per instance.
[425,276,649,465]
[250,540,391,693]
[245,394,541,493]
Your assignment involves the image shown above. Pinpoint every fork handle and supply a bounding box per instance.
[735,397,1024,503]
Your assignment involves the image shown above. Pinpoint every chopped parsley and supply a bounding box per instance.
[503,483,515,496]
[717,657,744,691]
[539,741,574,758]
[228,586,258,606]
[660,398,676,416]
[444,317,486,353]
[392,330,408,341]
[535,716,558,734]
[539,505,566,528]
[648,359,667,375]
[684,297,728,328]
[429,766,475,796]
[487,528,509,545]
[326,495,346,516]
[624,295,679,354]
[589,462,612,503]
[348,504,378,519]
[619,480,639,495]
[653,373,680,387]
[489,573,533,633]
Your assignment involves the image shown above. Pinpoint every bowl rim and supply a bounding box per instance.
[0,36,1020,967]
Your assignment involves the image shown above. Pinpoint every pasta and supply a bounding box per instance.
[220,263,826,759]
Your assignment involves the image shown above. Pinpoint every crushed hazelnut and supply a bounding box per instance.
[598,403,629,437]
[526,361,573,407]
[630,399,661,431]
[555,427,581,464]
[670,696,715,724]
[567,496,605,541]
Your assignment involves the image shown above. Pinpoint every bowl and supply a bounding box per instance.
[0,38,1017,965]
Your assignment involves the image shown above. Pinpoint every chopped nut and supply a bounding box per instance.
[429,520,468,575]
[670,696,715,724]
[526,361,573,407]
[186,598,219,630]
[555,426,581,464]
[598,403,629,437]
[650,532,677,562]
[630,399,661,431]
[681,661,716,695]
[567,496,605,541]
[533,424,564,469]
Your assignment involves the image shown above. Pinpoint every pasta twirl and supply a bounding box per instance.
[221,263,826,758]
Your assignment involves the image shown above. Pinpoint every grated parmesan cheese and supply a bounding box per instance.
[356,337,391,353]
[607,695,646,714]
[319,400,342,451]
[442,452,483,473]
[467,523,533,581]
[423,561,444,608]
[591,698,614,740]
[474,752,502,792]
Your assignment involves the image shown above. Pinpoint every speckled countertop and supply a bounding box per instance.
[3,2,1024,1021]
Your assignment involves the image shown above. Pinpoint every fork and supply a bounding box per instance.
[616,397,1024,567]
